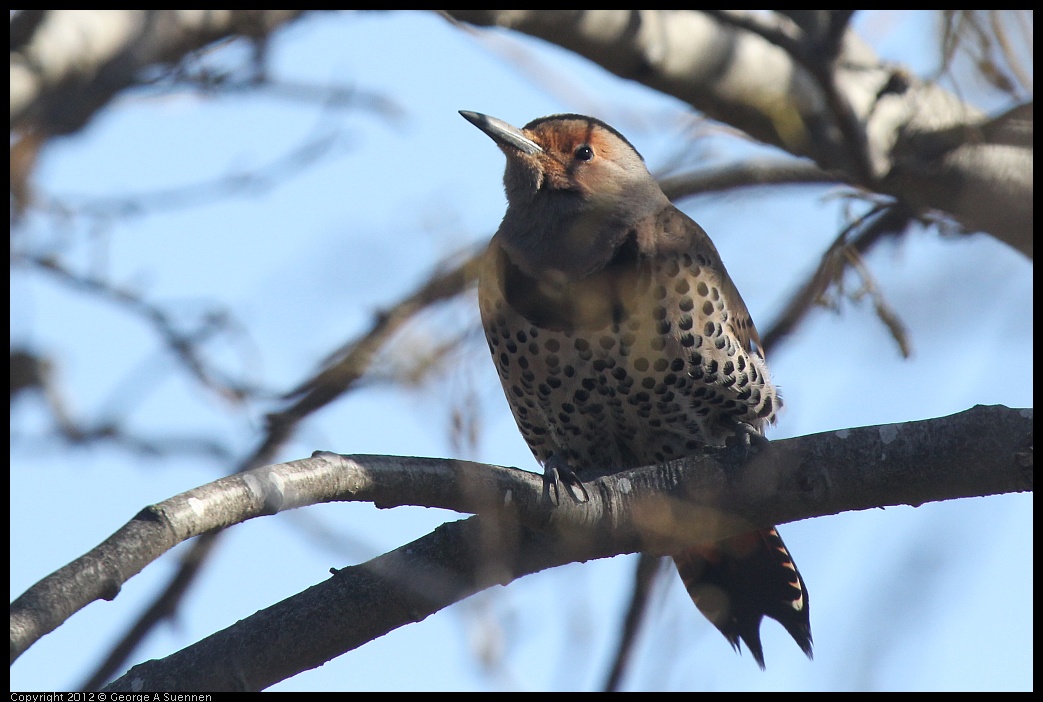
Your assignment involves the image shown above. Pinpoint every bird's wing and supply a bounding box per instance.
[647,205,765,359]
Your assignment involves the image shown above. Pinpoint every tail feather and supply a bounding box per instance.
[672,527,812,668]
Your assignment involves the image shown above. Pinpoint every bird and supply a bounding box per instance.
[460,110,812,668]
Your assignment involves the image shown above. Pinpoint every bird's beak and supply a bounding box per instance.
[460,111,543,155]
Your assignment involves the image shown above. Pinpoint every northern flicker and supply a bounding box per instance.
[461,110,812,668]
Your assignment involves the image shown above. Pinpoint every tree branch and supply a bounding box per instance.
[657,158,838,200]
[760,202,917,355]
[10,10,307,134]
[270,248,482,429]
[11,406,1031,688]
[73,247,483,688]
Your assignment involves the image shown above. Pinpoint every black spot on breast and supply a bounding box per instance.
[757,397,776,418]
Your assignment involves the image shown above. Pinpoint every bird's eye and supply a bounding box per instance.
[574,145,594,162]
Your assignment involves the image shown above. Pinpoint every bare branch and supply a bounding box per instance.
[940,11,1033,99]
[760,203,916,355]
[703,10,874,184]
[272,249,483,427]
[11,406,1031,689]
[19,254,258,403]
[842,245,913,358]
[33,128,352,222]
[76,248,483,684]
[12,348,232,460]
[76,532,215,693]
[658,158,838,200]
[11,10,307,135]
[603,553,661,692]
[9,10,48,53]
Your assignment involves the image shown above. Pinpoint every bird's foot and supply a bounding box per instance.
[543,453,589,505]
[725,423,769,457]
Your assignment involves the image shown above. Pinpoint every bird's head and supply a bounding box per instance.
[460,111,660,210]
[461,111,669,276]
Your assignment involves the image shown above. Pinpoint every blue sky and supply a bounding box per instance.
[10,11,1032,691]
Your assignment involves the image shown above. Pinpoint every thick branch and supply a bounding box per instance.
[11,406,1030,688]
[10,10,306,134]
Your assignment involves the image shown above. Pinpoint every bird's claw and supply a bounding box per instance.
[543,454,589,505]
[725,422,769,459]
